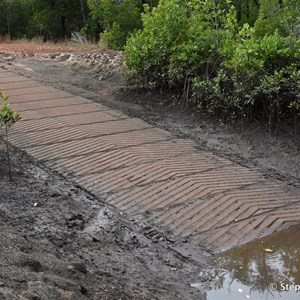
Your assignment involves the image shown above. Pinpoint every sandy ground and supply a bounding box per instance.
[0,40,99,56]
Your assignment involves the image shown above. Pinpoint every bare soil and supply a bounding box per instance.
[0,40,99,56]
[0,142,207,299]
[0,42,299,299]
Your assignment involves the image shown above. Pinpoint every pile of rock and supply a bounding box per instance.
[0,52,16,63]
[48,52,123,80]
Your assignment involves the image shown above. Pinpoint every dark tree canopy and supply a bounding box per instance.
[0,0,160,43]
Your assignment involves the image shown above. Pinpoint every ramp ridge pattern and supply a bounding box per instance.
[0,66,299,252]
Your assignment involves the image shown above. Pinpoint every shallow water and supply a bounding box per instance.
[194,224,300,299]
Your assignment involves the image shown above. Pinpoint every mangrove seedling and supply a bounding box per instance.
[0,91,21,181]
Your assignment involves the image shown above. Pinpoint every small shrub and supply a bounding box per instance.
[88,0,143,50]
[0,91,21,181]
[100,22,127,50]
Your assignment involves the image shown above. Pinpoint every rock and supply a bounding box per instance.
[0,287,21,299]
[48,53,60,59]
[20,259,43,272]
[66,214,85,229]
[57,54,71,61]
[25,281,81,300]
[71,262,88,274]
[57,52,123,76]
[21,290,41,300]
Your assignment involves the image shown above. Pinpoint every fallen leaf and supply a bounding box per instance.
[264,248,273,253]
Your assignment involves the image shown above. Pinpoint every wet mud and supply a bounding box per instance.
[0,48,300,299]
[0,142,207,299]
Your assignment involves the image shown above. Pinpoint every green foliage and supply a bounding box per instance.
[0,0,34,39]
[0,0,299,130]
[168,0,237,82]
[125,0,236,85]
[87,0,158,49]
[0,90,21,136]
[0,91,21,180]
[80,16,102,42]
[125,0,189,85]
[26,0,88,41]
[226,26,299,72]
[231,0,260,26]
[0,103,21,127]
[100,22,127,50]
[0,0,160,45]
[125,0,300,130]
[257,66,300,119]
[254,0,300,38]
[0,0,89,41]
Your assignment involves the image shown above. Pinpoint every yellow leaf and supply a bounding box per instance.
[264,248,273,253]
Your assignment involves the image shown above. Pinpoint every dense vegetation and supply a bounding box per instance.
[0,0,299,129]
[0,0,158,46]
[125,0,300,131]
[0,0,87,41]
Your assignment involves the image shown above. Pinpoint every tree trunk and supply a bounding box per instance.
[5,0,11,40]
[61,15,66,40]
[5,125,12,181]
[236,0,242,22]
[79,0,86,23]
[246,0,250,19]
[61,0,67,40]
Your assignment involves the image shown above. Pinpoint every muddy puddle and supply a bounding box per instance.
[193,224,300,299]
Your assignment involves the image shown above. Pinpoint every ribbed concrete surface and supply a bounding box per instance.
[1,65,300,252]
